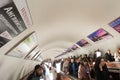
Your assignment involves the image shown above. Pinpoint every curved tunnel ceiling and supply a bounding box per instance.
[39,41,76,59]
[26,0,120,59]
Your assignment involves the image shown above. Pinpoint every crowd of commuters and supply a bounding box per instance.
[27,48,120,80]
[27,62,70,80]
[61,54,94,80]
[60,49,120,80]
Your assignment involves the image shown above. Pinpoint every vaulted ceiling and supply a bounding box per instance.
[26,0,120,59]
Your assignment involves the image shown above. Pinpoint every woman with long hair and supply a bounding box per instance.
[78,59,91,80]
[94,57,110,80]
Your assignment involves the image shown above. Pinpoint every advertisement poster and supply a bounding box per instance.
[88,28,113,42]
[0,36,10,47]
[55,52,65,58]
[0,0,27,48]
[13,0,32,27]
[7,32,38,58]
[71,44,78,50]
[109,17,120,33]
[55,44,79,58]
[76,39,90,47]
[25,46,40,60]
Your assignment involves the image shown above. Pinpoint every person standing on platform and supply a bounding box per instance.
[62,58,69,74]
[114,48,120,61]
[94,57,110,80]
[78,59,91,80]
[104,49,115,62]
[27,64,46,80]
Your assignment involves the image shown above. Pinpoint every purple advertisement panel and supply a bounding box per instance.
[109,17,120,33]
[88,28,113,42]
[76,39,90,47]
[71,44,78,50]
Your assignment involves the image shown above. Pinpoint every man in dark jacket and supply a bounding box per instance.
[104,50,115,62]
[27,64,45,80]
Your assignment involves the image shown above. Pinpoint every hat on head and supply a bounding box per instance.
[34,64,41,70]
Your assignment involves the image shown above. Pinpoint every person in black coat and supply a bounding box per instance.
[68,58,74,75]
[27,64,45,80]
[94,57,110,80]
[104,49,115,62]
